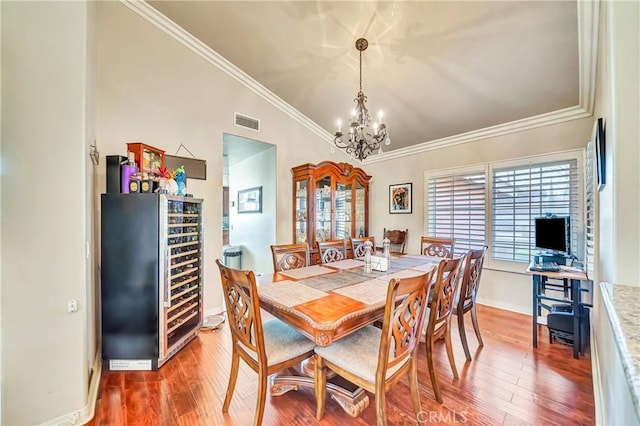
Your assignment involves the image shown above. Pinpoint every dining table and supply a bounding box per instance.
[256,254,442,417]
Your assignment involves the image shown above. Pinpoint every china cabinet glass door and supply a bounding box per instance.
[295,180,308,244]
[355,181,366,237]
[315,176,332,242]
[335,182,352,240]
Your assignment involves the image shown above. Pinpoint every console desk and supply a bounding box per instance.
[526,263,591,359]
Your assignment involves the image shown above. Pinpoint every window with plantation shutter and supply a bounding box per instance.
[492,159,580,262]
[584,142,595,280]
[426,170,486,256]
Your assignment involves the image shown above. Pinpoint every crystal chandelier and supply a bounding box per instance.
[334,38,390,161]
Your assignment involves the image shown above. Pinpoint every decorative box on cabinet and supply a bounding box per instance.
[126,142,165,178]
[292,161,371,264]
[101,193,204,370]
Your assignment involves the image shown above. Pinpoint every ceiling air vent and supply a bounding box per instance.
[234,113,260,132]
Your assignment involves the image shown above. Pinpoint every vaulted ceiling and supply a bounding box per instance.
[146,1,596,162]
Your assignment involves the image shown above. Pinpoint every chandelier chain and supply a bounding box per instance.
[359,49,363,93]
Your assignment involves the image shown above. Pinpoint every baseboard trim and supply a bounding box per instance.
[39,346,102,425]
[476,297,530,316]
[590,320,605,425]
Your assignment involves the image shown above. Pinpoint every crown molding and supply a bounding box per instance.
[121,0,598,164]
[363,106,592,164]
[578,0,600,116]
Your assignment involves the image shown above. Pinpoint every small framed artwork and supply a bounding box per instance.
[389,183,412,214]
[238,186,262,213]
[595,118,606,191]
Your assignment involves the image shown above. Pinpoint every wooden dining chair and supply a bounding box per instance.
[456,247,487,361]
[350,236,375,259]
[270,243,310,272]
[421,236,455,258]
[215,259,315,426]
[382,228,408,254]
[424,256,464,404]
[314,271,434,426]
[317,240,346,264]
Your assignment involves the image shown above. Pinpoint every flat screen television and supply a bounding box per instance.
[534,216,571,255]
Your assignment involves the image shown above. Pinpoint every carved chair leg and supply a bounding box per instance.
[314,355,327,421]
[223,351,240,412]
[254,369,268,426]
[426,338,442,404]
[444,325,459,379]
[375,382,387,426]
[457,311,472,362]
[470,305,484,347]
[409,357,422,418]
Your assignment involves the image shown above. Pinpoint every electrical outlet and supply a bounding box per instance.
[67,299,78,313]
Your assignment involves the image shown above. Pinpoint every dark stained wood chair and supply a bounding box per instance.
[420,236,455,258]
[382,228,408,254]
[314,271,434,425]
[350,236,376,259]
[424,256,464,404]
[456,247,488,361]
[215,259,315,426]
[270,243,310,272]
[316,240,346,264]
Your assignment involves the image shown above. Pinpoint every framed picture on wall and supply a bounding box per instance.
[389,183,412,214]
[238,186,262,213]
[595,117,606,191]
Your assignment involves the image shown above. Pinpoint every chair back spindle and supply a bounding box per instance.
[317,240,346,264]
[271,243,310,272]
[420,236,455,258]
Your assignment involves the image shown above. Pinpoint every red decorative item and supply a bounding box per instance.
[157,166,171,178]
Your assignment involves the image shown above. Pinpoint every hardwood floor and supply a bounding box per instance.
[87,304,594,425]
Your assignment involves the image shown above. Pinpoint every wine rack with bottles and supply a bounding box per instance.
[164,198,203,353]
[101,194,204,370]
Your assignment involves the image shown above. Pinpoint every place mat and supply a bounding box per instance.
[300,270,373,292]
[258,280,328,307]
[332,278,390,305]
[279,265,335,280]
[339,268,391,280]
[390,256,435,268]
[382,269,429,280]
[410,262,441,272]
[323,259,363,270]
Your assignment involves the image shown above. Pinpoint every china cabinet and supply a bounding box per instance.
[292,161,371,264]
[126,142,165,178]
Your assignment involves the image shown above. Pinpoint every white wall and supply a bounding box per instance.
[605,1,640,285]
[363,117,594,313]
[1,2,91,424]
[95,2,349,317]
[229,146,276,274]
[591,1,640,424]
[0,2,3,420]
